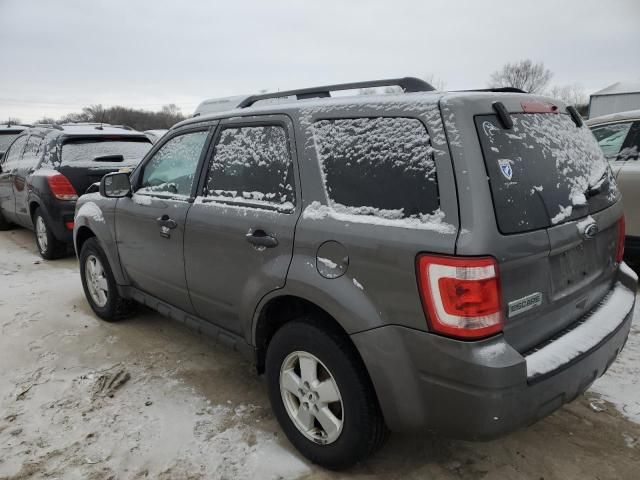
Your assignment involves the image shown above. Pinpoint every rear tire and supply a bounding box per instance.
[33,207,66,259]
[266,317,388,470]
[79,237,135,321]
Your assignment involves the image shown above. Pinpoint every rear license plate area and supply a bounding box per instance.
[550,241,599,293]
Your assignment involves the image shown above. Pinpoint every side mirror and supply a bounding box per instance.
[100,172,132,198]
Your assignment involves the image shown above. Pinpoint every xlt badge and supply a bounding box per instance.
[508,292,542,318]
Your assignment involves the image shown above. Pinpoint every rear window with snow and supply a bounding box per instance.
[62,137,152,165]
[312,117,439,219]
[476,114,619,234]
[204,125,295,211]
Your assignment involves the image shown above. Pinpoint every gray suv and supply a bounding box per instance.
[73,78,637,469]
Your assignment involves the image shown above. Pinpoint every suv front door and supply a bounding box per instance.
[0,135,28,224]
[184,117,300,337]
[115,128,211,312]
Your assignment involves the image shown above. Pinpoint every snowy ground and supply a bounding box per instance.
[0,228,639,480]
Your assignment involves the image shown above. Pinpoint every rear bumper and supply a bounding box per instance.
[38,199,75,244]
[352,263,637,438]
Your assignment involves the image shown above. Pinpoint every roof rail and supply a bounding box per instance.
[456,87,527,93]
[237,77,435,108]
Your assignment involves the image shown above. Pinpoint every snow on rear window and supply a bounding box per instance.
[204,126,295,209]
[312,117,439,221]
[476,113,619,233]
[62,138,151,165]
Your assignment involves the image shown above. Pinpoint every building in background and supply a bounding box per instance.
[589,82,640,118]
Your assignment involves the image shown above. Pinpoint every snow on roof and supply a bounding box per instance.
[586,109,640,126]
[591,82,640,97]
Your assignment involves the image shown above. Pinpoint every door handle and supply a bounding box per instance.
[156,215,178,229]
[245,229,278,248]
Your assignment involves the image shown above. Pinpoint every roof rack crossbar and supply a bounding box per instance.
[237,77,435,108]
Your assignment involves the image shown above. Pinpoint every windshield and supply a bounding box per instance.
[0,132,21,152]
[61,137,152,165]
[476,113,619,234]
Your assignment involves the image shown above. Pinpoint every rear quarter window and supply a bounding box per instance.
[311,117,440,222]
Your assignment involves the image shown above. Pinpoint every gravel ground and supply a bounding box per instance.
[0,228,639,480]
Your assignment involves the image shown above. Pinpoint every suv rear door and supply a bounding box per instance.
[184,116,299,337]
[58,136,152,195]
[13,133,44,226]
[442,94,623,353]
[115,127,211,312]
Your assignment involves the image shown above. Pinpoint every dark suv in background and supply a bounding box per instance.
[0,122,30,161]
[74,78,636,469]
[0,123,152,258]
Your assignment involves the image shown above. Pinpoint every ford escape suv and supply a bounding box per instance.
[73,78,637,469]
[0,123,152,258]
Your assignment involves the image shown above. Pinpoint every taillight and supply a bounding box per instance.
[616,217,625,263]
[416,255,503,339]
[65,221,75,231]
[46,172,78,201]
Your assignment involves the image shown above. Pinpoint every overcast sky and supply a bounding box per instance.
[1,0,639,122]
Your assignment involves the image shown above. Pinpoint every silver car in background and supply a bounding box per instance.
[588,110,640,259]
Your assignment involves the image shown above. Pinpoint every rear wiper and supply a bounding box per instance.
[585,170,609,198]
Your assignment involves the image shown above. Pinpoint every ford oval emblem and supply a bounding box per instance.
[584,223,599,239]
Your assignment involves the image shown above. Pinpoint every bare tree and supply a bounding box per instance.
[489,59,552,93]
[547,83,587,106]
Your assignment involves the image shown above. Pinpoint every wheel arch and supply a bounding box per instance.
[252,294,369,377]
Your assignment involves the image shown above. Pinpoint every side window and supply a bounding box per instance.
[204,125,295,210]
[591,122,633,160]
[312,117,439,219]
[22,135,44,162]
[138,131,208,197]
[3,135,28,165]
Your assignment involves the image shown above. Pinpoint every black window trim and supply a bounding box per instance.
[194,115,299,214]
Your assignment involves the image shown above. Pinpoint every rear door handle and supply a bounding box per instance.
[156,215,177,229]
[246,229,278,248]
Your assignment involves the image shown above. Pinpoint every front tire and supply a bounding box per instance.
[266,317,388,470]
[33,207,66,259]
[79,237,135,321]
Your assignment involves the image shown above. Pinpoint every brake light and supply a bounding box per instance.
[65,221,75,231]
[616,217,625,263]
[46,172,78,201]
[416,255,503,339]
[521,101,559,113]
